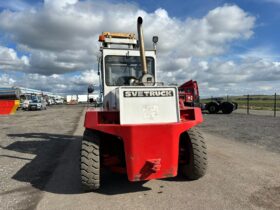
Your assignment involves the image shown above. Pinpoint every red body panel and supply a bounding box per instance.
[0,100,19,115]
[84,107,203,181]
[178,80,199,104]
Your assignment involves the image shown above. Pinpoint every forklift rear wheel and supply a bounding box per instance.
[80,130,100,191]
[179,128,207,180]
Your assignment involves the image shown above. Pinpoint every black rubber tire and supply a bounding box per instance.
[180,128,207,180]
[80,129,100,191]
[206,102,219,114]
[221,102,234,114]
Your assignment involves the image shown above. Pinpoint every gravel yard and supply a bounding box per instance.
[235,108,279,117]
[1,106,280,210]
[0,105,84,210]
[199,112,280,153]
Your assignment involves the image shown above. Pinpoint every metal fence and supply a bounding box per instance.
[243,93,279,117]
[207,93,279,117]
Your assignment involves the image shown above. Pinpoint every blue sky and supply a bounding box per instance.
[0,0,280,96]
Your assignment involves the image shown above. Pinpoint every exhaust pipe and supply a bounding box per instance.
[137,16,148,75]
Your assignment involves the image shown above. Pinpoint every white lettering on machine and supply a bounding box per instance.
[124,90,173,97]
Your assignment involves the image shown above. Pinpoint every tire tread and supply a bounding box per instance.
[181,128,208,180]
[80,130,100,191]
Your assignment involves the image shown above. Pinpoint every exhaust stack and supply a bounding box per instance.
[137,16,147,75]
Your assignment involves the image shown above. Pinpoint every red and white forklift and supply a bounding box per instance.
[81,17,207,191]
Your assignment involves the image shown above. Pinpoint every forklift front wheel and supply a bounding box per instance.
[80,130,101,191]
[179,128,208,180]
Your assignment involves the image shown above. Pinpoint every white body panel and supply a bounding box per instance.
[102,49,156,110]
[117,86,179,125]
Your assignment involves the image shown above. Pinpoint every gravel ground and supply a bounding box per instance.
[199,112,280,153]
[0,105,85,210]
[1,106,280,210]
[235,108,279,117]
[36,116,280,210]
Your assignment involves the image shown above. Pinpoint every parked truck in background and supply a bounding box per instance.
[179,80,238,114]
[178,80,200,107]
[66,95,78,104]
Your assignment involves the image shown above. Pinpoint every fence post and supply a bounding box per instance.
[274,93,277,117]
[247,94,250,115]
[226,95,229,101]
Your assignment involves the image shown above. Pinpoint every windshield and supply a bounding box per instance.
[29,95,41,103]
[24,95,35,101]
[105,55,155,86]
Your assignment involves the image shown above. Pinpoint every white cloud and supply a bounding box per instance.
[0,73,16,86]
[205,5,254,39]
[1,70,99,95]
[1,1,279,96]
[44,0,78,9]
[168,57,280,96]
[239,46,280,60]
[0,46,29,71]
[259,85,273,91]
[72,69,99,86]
[208,87,220,91]
[0,2,255,76]
[2,57,279,96]
[207,57,278,83]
